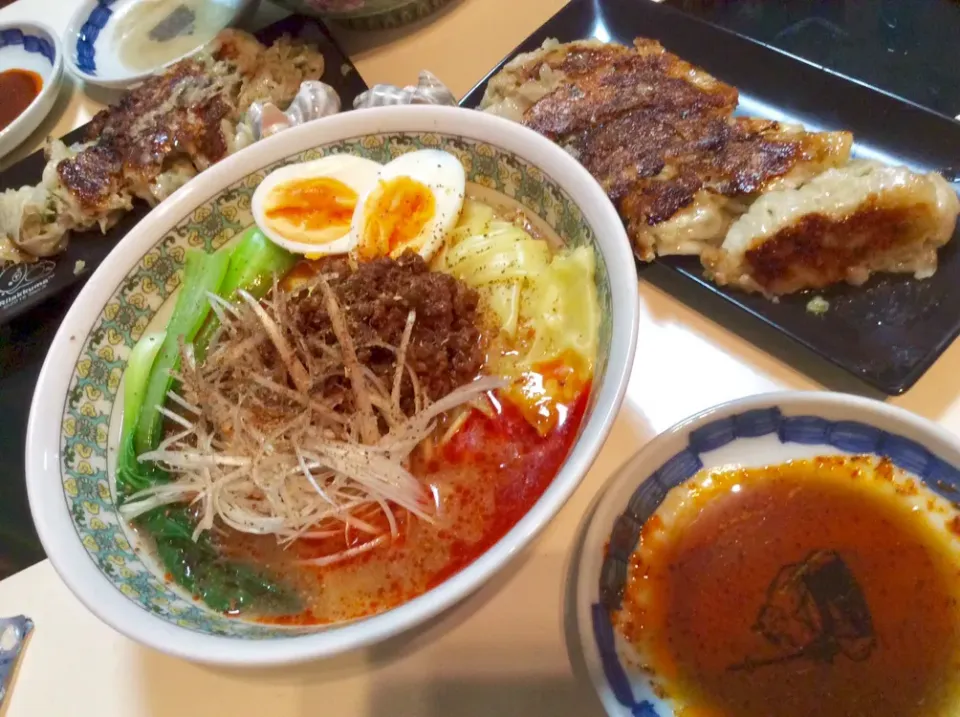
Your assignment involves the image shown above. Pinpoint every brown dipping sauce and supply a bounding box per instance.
[616,456,960,717]
[0,69,42,132]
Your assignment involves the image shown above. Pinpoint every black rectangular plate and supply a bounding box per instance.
[459,0,960,395]
[662,0,960,122]
[0,14,369,325]
[0,15,369,579]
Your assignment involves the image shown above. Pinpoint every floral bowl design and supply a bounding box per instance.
[272,0,455,30]
[26,106,638,666]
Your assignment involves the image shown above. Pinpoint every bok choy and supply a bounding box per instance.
[193,227,297,359]
[117,239,299,615]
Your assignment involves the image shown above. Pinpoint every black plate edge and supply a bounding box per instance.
[653,259,930,397]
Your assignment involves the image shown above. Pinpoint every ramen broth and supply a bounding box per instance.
[220,384,588,624]
[615,456,960,716]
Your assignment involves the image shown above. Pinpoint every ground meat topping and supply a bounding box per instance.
[288,251,485,407]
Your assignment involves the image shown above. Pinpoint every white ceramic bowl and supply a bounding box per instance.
[0,22,64,161]
[26,105,639,666]
[63,0,260,89]
[575,391,960,716]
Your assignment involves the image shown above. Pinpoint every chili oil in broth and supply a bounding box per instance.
[214,197,592,625]
[614,455,960,717]
[219,388,587,625]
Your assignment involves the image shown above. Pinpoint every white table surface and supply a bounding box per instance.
[2,0,960,715]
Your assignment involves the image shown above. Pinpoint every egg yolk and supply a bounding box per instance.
[265,177,358,239]
[356,176,436,260]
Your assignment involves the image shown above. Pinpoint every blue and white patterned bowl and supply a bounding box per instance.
[63,0,260,89]
[25,106,639,666]
[574,391,960,716]
[0,22,63,161]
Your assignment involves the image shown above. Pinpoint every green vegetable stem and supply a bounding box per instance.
[193,227,297,360]
[116,331,166,496]
[117,239,299,616]
[134,247,230,455]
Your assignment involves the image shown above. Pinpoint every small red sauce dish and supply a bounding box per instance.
[578,391,960,717]
[0,22,64,161]
[0,68,43,132]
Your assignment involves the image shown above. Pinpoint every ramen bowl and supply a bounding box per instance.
[26,105,638,666]
[576,391,960,716]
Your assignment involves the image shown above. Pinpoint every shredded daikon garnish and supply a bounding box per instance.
[121,282,503,561]
[297,535,388,567]
[392,310,416,411]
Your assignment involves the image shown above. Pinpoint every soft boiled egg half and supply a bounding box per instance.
[350,149,466,262]
[251,155,382,257]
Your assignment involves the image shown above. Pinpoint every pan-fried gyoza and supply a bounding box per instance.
[0,30,326,265]
[481,38,960,297]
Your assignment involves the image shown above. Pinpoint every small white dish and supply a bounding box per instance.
[0,22,64,161]
[63,0,259,90]
[574,391,960,716]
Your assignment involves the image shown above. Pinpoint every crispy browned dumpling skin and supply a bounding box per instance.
[482,37,959,293]
[524,39,738,141]
[573,116,834,207]
[59,59,235,212]
[484,38,853,261]
[703,162,960,295]
[0,30,328,264]
[589,115,852,259]
[744,201,941,294]
[502,39,634,86]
